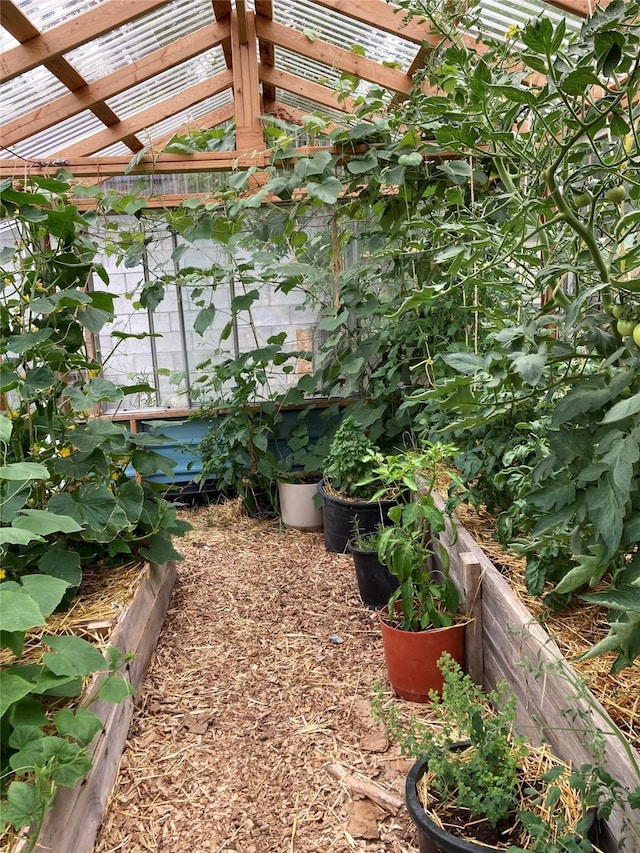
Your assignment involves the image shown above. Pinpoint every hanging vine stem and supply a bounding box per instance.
[468,155,479,354]
[331,209,341,314]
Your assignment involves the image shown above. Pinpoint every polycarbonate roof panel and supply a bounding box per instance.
[64,0,216,83]
[274,0,419,71]
[1,67,70,119]
[0,0,101,47]
[5,111,108,161]
[476,0,582,40]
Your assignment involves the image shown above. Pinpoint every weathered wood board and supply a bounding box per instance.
[437,495,640,852]
[27,560,177,853]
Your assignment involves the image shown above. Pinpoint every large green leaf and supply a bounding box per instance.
[582,586,640,613]
[0,673,34,717]
[13,509,83,536]
[54,707,103,745]
[39,548,82,588]
[49,483,130,542]
[1,781,44,829]
[139,533,183,564]
[18,575,70,617]
[0,462,49,481]
[602,392,640,424]
[0,589,45,633]
[306,176,342,205]
[42,635,106,677]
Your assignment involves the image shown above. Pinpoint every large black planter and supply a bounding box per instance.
[406,755,600,853]
[347,540,398,608]
[317,481,396,553]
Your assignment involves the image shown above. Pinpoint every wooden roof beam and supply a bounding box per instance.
[259,65,356,114]
[255,17,412,97]
[309,0,443,47]
[255,0,276,107]
[52,70,233,158]
[0,0,173,83]
[230,11,265,154]
[2,21,231,148]
[212,0,233,67]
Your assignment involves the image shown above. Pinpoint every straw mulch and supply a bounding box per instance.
[454,502,640,752]
[94,501,424,853]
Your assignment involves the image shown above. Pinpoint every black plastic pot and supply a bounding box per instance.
[406,754,600,853]
[318,481,396,553]
[347,540,398,608]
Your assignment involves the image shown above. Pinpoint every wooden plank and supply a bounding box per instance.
[255,17,411,97]
[309,0,443,47]
[437,493,640,847]
[230,11,265,153]
[52,71,234,157]
[259,65,355,113]
[2,22,230,147]
[0,0,174,84]
[460,552,483,685]
[30,561,177,853]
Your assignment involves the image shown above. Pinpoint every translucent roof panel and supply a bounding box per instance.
[64,0,216,84]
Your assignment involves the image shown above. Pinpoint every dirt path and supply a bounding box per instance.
[94,501,420,853]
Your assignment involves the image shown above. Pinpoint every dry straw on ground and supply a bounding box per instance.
[94,501,421,853]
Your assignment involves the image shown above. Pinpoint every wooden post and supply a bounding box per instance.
[459,551,483,686]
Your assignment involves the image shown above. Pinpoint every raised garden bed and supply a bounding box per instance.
[13,560,177,853]
[438,494,640,851]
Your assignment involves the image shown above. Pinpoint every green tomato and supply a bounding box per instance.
[612,304,624,319]
[606,186,627,204]
[634,325,640,347]
[617,319,636,337]
[572,191,592,208]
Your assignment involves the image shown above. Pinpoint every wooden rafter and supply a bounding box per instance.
[255,17,412,97]
[309,0,443,46]
[230,11,265,154]
[259,65,356,114]
[2,21,231,149]
[255,0,276,109]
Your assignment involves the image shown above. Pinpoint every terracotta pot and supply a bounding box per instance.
[379,608,466,703]
[277,480,324,531]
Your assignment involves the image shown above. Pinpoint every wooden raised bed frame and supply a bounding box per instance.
[26,560,177,853]
[438,495,640,852]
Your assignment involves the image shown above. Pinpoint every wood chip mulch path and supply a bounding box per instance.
[94,501,423,853]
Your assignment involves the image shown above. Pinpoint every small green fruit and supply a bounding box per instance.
[633,324,640,347]
[617,319,635,337]
[606,186,627,204]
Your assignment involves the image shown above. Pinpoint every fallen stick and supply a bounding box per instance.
[326,763,404,815]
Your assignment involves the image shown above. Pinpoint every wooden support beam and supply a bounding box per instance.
[0,0,173,83]
[212,0,233,68]
[1,22,231,148]
[255,17,411,97]
[309,0,443,46]
[0,144,466,179]
[255,0,276,107]
[543,0,610,15]
[52,71,233,158]
[230,11,265,154]
[259,65,356,114]
[236,0,248,44]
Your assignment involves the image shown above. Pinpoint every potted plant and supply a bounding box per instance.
[363,444,467,702]
[372,653,602,852]
[347,524,399,609]
[318,416,398,552]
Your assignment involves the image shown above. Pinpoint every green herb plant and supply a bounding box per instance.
[323,416,384,499]
[372,653,601,852]
[361,443,464,630]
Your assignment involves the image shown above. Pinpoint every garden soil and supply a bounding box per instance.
[94,501,421,853]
